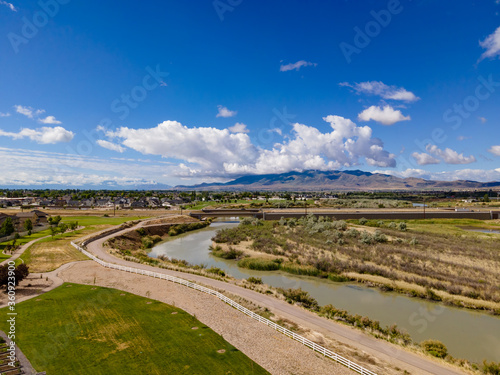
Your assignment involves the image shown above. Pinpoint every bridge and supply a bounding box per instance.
[189,209,263,220]
[190,209,499,221]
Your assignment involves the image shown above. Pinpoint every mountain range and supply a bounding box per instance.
[174,170,500,191]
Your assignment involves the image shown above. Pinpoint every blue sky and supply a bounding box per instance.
[0,0,500,188]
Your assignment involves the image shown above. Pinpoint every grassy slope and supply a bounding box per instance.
[0,283,269,375]
[20,216,143,272]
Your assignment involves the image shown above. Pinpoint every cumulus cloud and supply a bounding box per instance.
[0,126,74,144]
[216,105,237,118]
[479,26,500,61]
[0,1,16,11]
[14,105,44,119]
[0,112,10,117]
[478,116,487,123]
[488,145,500,156]
[340,81,419,102]
[106,117,396,177]
[457,136,470,141]
[280,60,317,72]
[358,105,410,125]
[425,144,476,164]
[228,122,249,133]
[97,140,125,153]
[38,115,62,125]
[411,152,440,165]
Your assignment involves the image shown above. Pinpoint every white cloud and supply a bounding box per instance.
[0,147,173,187]
[97,140,125,153]
[228,122,249,133]
[488,145,500,156]
[478,116,487,123]
[216,105,237,118]
[14,105,44,119]
[340,81,419,102]
[358,105,411,125]
[0,1,16,11]
[270,128,283,136]
[426,144,476,164]
[0,112,10,117]
[0,126,74,144]
[375,168,500,182]
[280,60,317,72]
[107,117,396,177]
[479,26,500,61]
[38,115,62,125]
[411,152,440,165]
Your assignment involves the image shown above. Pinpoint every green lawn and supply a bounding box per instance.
[0,283,269,375]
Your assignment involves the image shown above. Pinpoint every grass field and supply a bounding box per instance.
[0,283,269,375]
[20,216,144,272]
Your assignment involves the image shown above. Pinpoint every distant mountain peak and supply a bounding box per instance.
[174,169,500,191]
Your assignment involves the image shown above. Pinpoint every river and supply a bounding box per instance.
[149,221,500,363]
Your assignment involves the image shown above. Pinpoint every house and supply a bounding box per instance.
[14,212,38,231]
[31,210,49,225]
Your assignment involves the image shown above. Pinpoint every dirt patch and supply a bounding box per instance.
[146,215,200,225]
[217,349,226,354]
[0,274,52,305]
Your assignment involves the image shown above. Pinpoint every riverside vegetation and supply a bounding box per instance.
[211,215,500,313]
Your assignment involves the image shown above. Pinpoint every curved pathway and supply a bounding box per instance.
[84,222,465,375]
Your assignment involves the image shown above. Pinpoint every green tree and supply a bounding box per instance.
[0,217,15,237]
[483,194,490,202]
[24,218,33,233]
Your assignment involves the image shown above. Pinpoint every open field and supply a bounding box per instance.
[20,216,144,272]
[212,216,500,312]
[0,283,269,375]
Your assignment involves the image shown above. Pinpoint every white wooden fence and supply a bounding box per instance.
[71,241,377,375]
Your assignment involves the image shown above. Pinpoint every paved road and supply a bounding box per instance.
[84,222,465,375]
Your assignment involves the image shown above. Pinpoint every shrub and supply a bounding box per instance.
[237,258,280,271]
[359,231,374,245]
[373,230,388,243]
[346,228,359,238]
[388,222,397,229]
[206,267,226,277]
[421,340,447,358]
[281,262,320,276]
[210,246,244,259]
[280,288,319,310]
[409,237,419,246]
[359,218,368,225]
[247,277,263,284]
[483,360,500,375]
[398,222,407,231]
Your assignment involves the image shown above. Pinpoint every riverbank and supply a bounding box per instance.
[211,217,500,314]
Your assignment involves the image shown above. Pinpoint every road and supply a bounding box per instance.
[84,221,465,375]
